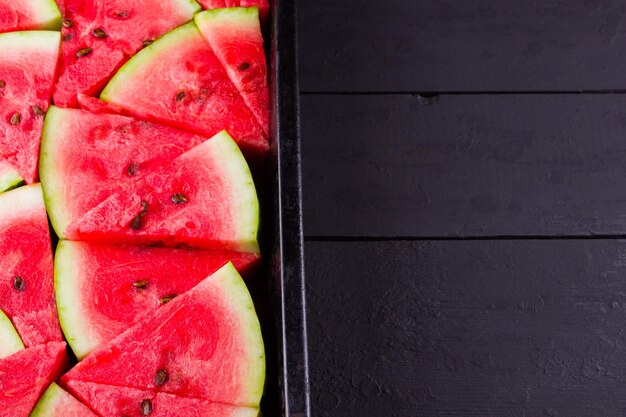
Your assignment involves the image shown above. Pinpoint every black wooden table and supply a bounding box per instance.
[298,1,626,416]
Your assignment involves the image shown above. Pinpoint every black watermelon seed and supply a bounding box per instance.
[175,91,185,102]
[159,294,177,304]
[154,369,168,386]
[76,47,92,58]
[62,19,74,28]
[170,194,187,204]
[132,280,149,290]
[239,62,250,71]
[141,399,152,416]
[92,28,107,38]
[139,200,149,217]
[0,80,5,88]
[13,276,25,291]
[129,214,142,230]
[32,106,45,116]
[143,39,154,47]
[9,113,21,125]
[127,163,138,176]
[62,33,73,41]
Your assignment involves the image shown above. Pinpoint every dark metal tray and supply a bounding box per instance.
[255,1,311,416]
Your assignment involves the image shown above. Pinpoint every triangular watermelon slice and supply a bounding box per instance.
[0,0,61,33]
[0,308,24,359]
[0,31,60,183]
[199,0,269,24]
[52,0,201,106]
[65,381,259,417]
[40,106,211,239]
[0,184,62,347]
[62,263,265,408]
[66,131,260,252]
[0,342,68,417]
[54,240,260,359]
[0,159,23,193]
[100,22,269,159]
[31,383,98,417]
[195,7,269,137]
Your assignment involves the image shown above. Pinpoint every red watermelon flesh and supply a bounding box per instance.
[0,31,60,183]
[31,383,98,417]
[195,7,269,137]
[67,131,260,253]
[40,106,210,240]
[76,94,126,115]
[100,22,269,160]
[66,381,259,417]
[55,240,260,359]
[0,184,62,347]
[53,0,201,106]
[0,0,62,33]
[0,342,68,417]
[199,0,269,23]
[62,263,265,408]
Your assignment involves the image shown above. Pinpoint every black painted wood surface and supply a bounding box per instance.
[299,0,626,93]
[301,94,626,238]
[306,240,626,417]
[296,1,626,416]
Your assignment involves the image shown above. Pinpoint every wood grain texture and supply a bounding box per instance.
[306,240,626,417]
[302,93,626,238]
[298,0,626,92]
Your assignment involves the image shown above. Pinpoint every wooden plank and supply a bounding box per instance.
[298,0,626,92]
[306,239,626,417]
[301,93,626,238]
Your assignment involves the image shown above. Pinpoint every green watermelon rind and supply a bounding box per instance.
[0,308,24,359]
[40,105,71,239]
[0,163,24,194]
[0,30,61,55]
[194,6,260,28]
[100,22,200,103]
[30,382,64,417]
[213,262,266,405]
[54,240,92,359]
[171,0,204,17]
[29,0,63,31]
[205,131,260,253]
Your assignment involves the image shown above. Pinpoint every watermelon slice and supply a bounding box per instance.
[100,22,269,159]
[55,240,260,359]
[62,263,265,408]
[66,131,260,252]
[31,383,98,417]
[40,106,210,239]
[199,0,269,24]
[52,0,201,106]
[0,309,24,359]
[0,184,62,347]
[65,381,259,417]
[0,31,60,183]
[0,159,23,193]
[0,0,62,33]
[0,342,68,417]
[195,7,269,136]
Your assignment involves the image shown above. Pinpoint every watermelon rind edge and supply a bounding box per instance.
[206,131,261,253]
[194,5,260,27]
[0,30,61,54]
[212,262,266,405]
[0,168,24,194]
[100,22,200,103]
[30,382,63,417]
[53,240,93,359]
[39,105,71,239]
[33,0,63,31]
[0,308,24,359]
